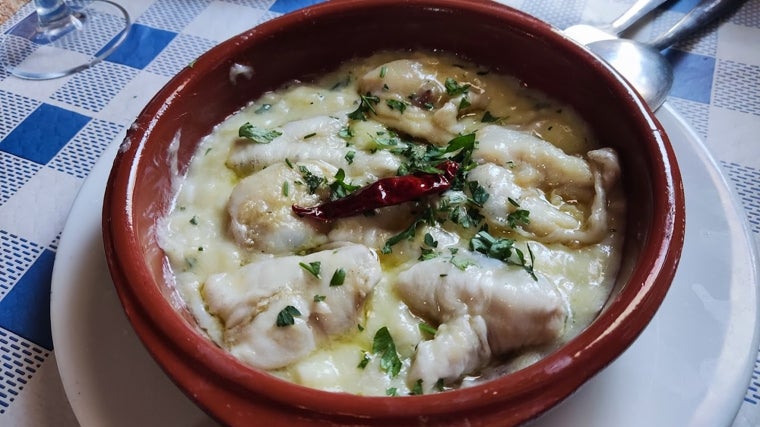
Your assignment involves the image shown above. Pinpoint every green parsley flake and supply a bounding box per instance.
[348,93,380,121]
[470,230,537,280]
[419,322,437,336]
[409,379,424,395]
[386,99,408,113]
[238,122,282,143]
[372,327,402,377]
[444,77,470,96]
[297,165,325,193]
[330,268,346,287]
[275,305,301,327]
[358,351,370,369]
[338,126,354,140]
[345,150,356,165]
[507,208,531,228]
[299,261,321,279]
[329,168,360,200]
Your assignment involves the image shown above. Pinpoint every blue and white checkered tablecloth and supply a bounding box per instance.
[0,0,758,426]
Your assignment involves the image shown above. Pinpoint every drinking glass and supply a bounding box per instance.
[0,0,130,80]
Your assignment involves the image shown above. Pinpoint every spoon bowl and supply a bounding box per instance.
[585,0,744,110]
[587,38,673,110]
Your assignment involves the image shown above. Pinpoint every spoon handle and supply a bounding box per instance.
[650,0,748,50]
[609,0,669,35]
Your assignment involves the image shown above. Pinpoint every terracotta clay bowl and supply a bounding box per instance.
[102,0,685,425]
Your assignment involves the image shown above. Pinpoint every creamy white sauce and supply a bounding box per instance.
[158,51,625,396]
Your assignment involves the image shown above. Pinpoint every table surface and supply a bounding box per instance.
[1,0,759,426]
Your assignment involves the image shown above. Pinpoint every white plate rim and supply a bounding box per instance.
[50,103,760,427]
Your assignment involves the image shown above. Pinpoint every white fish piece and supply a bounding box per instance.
[358,58,490,146]
[471,126,621,245]
[327,203,417,249]
[474,125,594,192]
[396,252,567,386]
[409,315,491,393]
[227,160,333,254]
[203,243,382,369]
[468,163,582,236]
[226,115,401,181]
[227,115,347,174]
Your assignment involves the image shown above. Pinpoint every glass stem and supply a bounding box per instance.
[34,0,75,28]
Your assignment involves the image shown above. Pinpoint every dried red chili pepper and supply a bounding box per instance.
[292,160,459,221]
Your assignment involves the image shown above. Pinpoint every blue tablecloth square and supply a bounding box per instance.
[0,104,90,165]
[667,0,704,14]
[665,48,715,104]
[0,249,54,350]
[270,0,324,14]
[102,23,177,70]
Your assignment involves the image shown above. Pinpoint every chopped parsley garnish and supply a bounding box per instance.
[467,181,489,206]
[329,168,360,200]
[505,198,530,228]
[372,327,402,377]
[386,99,408,113]
[507,208,531,228]
[470,230,537,280]
[419,322,437,336]
[444,77,470,96]
[419,232,439,261]
[393,132,476,176]
[358,351,370,369]
[338,126,354,140]
[330,268,346,287]
[382,208,436,254]
[423,232,438,248]
[238,122,281,144]
[313,294,326,302]
[189,215,199,225]
[275,305,301,327]
[297,165,325,193]
[449,255,474,271]
[345,150,356,165]
[348,92,380,121]
[409,379,424,395]
[386,387,398,396]
[371,130,404,151]
[299,261,321,279]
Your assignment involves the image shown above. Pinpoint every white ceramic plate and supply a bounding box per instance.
[50,104,759,427]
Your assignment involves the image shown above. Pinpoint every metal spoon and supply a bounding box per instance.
[586,0,746,110]
[563,0,668,45]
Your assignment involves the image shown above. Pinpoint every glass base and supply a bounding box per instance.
[1,0,130,80]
